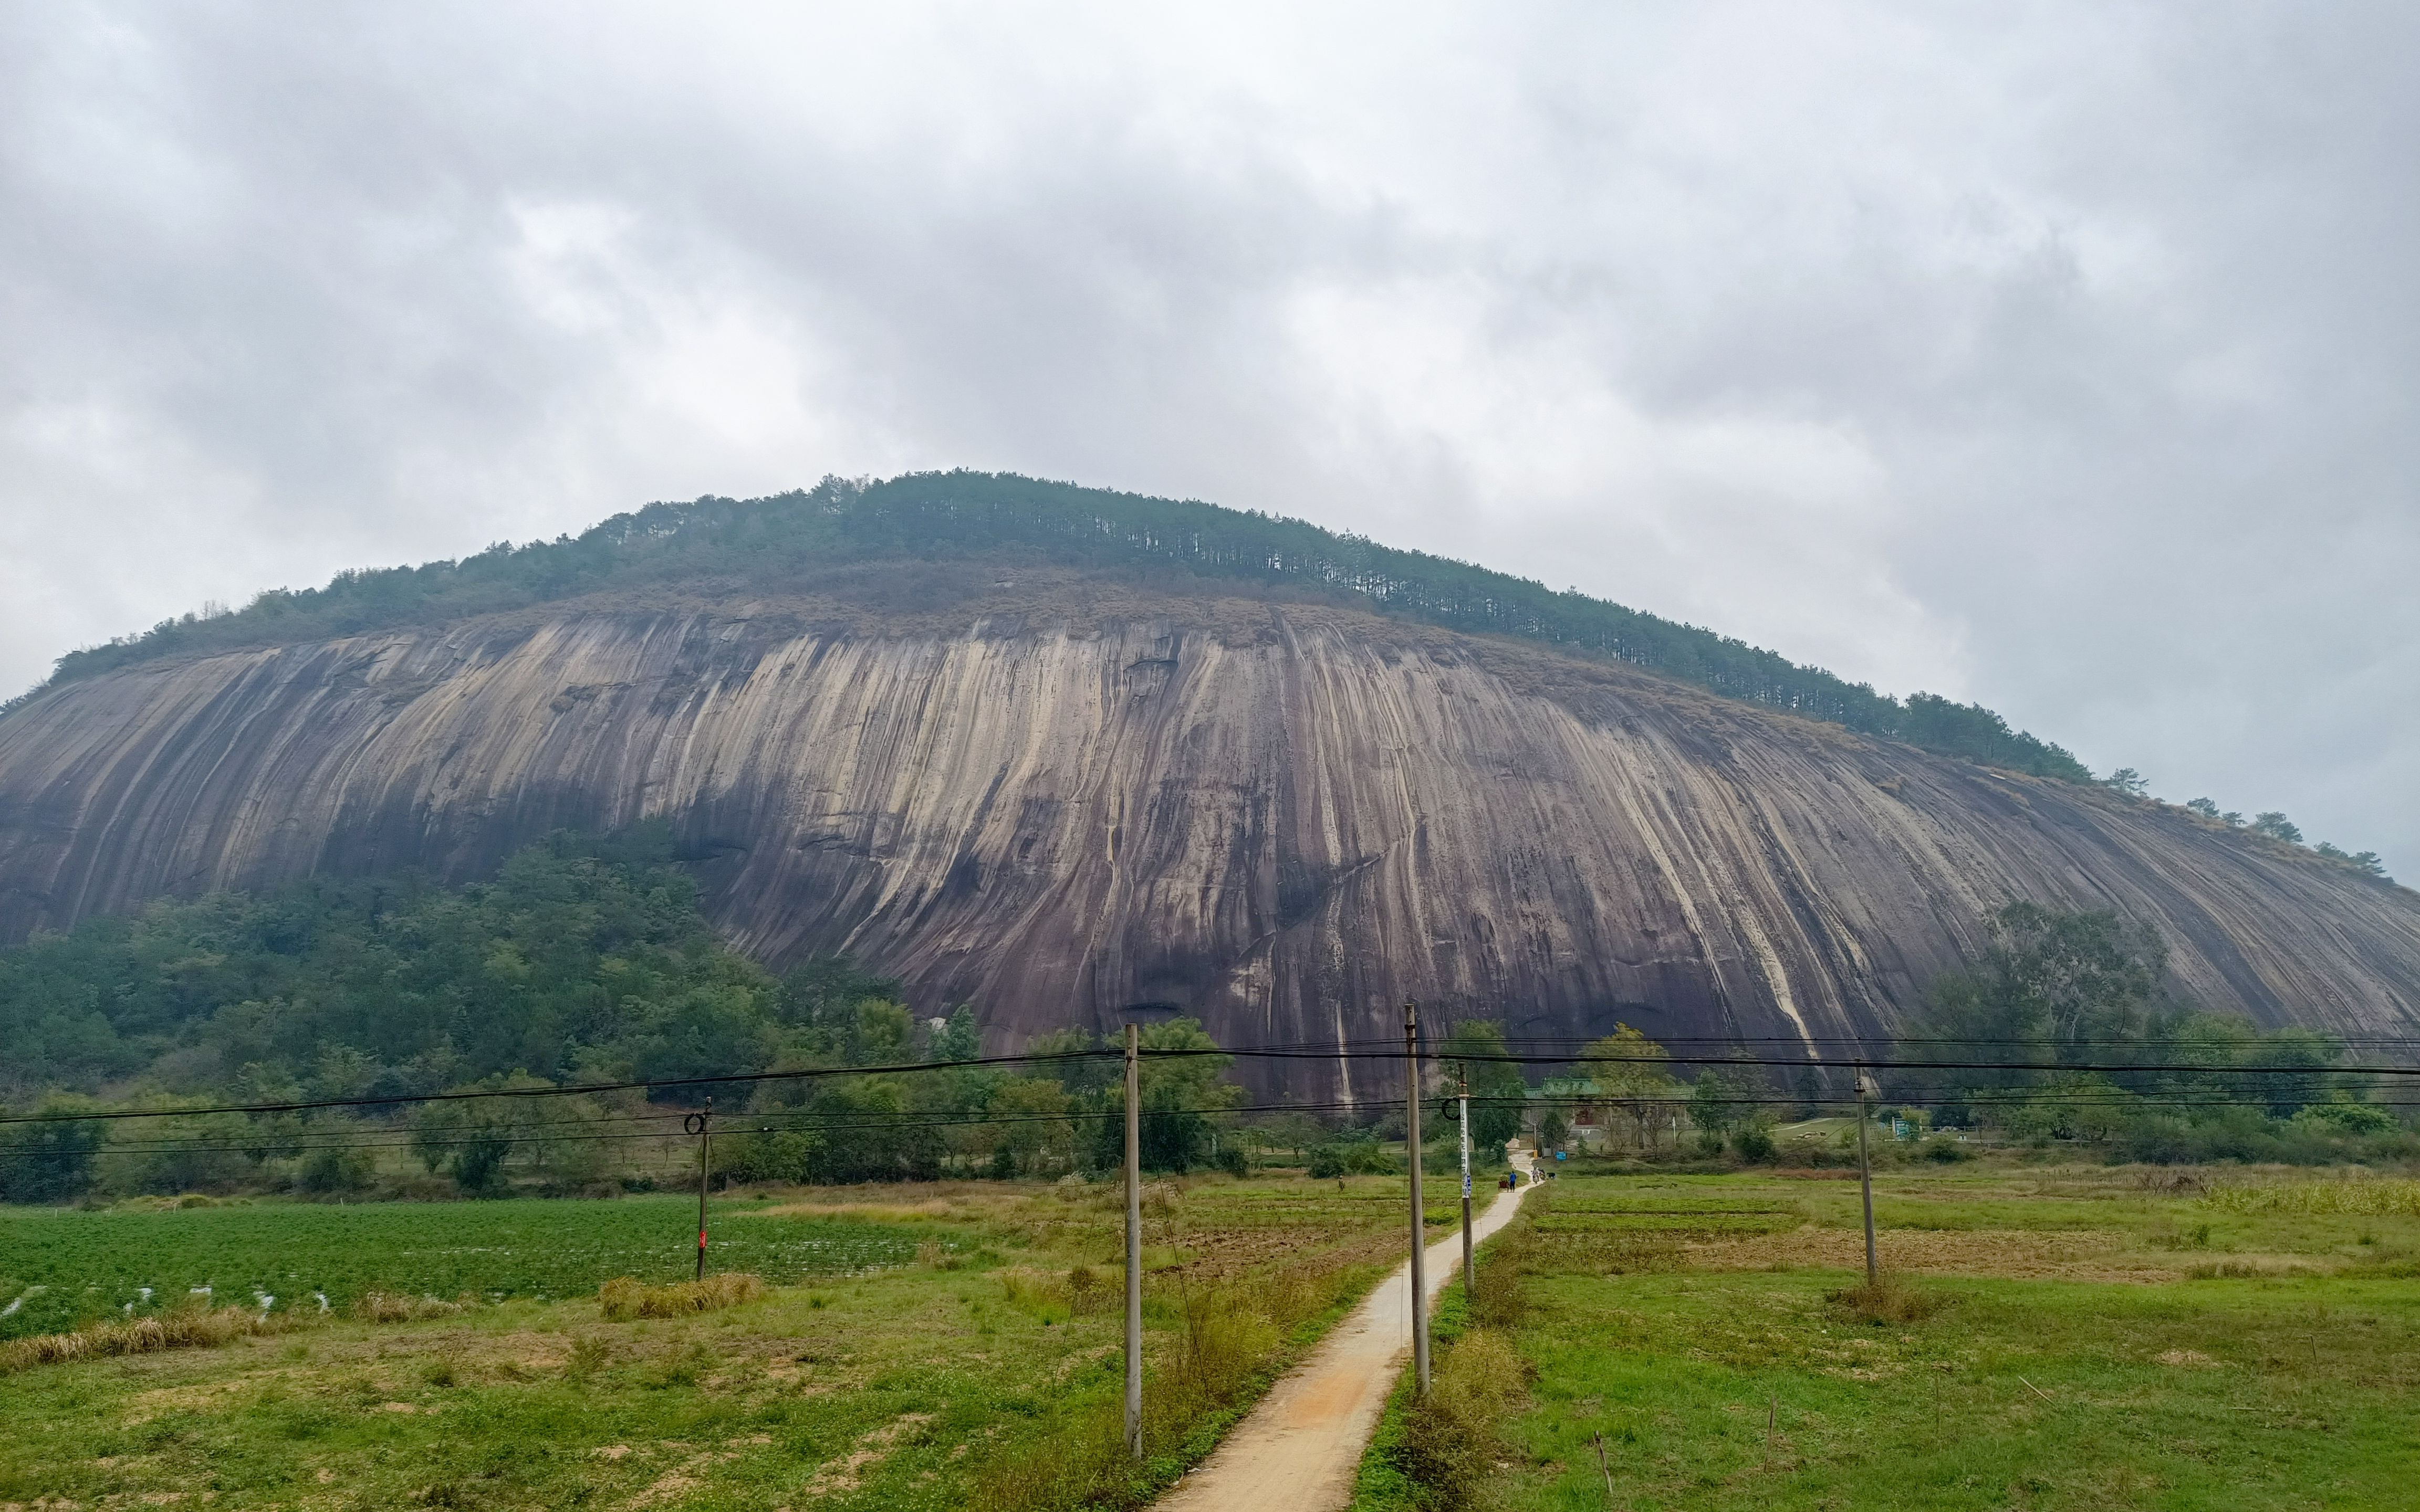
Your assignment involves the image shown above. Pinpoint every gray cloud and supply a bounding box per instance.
[3,1,2415,873]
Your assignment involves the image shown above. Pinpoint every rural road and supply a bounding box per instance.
[1154,1159,1538,1511]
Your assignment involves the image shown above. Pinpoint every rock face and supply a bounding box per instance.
[3,582,2416,1100]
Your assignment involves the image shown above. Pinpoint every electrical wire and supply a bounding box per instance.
[2,1083,2398,1163]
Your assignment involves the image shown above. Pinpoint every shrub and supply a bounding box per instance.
[1731,1120,1776,1163]
[297,1142,378,1194]
[2297,1101,2397,1137]
[1306,1138,1398,1179]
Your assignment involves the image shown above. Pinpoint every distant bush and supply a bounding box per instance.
[1307,1137,1400,1179]
[1922,1136,1974,1163]
[1730,1120,1776,1163]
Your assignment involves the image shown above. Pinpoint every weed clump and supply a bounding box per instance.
[970,1247,1377,1511]
[1827,1274,1948,1325]
[1394,1329,1529,1510]
[2203,1176,2420,1217]
[352,1292,466,1322]
[597,1272,765,1320]
[566,1334,613,1378]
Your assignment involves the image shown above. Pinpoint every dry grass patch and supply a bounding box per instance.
[1827,1274,1949,1325]
[597,1273,765,1320]
[0,1303,290,1375]
[1686,1224,2181,1283]
[802,1411,936,1496]
[2203,1175,2420,1217]
[2187,1256,2330,1279]
[350,1292,467,1322]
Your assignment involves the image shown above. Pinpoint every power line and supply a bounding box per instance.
[4,1083,2402,1163]
[0,1047,1120,1127]
[4,1036,2404,1131]
[1199,1046,2419,1076]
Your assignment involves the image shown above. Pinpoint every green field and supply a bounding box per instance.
[1359,1167,2420,1511]
[0,1196,953,1339]
[0,1176,1444,1509]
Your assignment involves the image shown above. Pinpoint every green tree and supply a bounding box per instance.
[1916,903,2164,1062]
[1089,1019,1244,1174]
[109,1109,256,1196]
[1581,1024,1678,1151]
[1438,1020,1526,1154]
[0,1097,106,1203]
[1537,1108,1570,1152]
[2250,812,2303,843]
[932,1007,982,1064]
[981,1076,1073,1177]
[1689,1067,1748,1140]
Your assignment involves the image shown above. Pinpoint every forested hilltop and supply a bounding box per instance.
[38,471,2090,782]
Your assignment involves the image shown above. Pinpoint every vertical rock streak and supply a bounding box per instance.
[2,605,2417,1092]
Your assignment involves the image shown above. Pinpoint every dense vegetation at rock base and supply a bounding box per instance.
[0,830,1262,1204]
[3,828,2408,1206]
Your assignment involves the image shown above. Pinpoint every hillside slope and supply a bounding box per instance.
[1,563,2412,1099]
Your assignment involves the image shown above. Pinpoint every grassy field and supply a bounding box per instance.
[0,1196,957,1340]
[1360,1166,2420,1511]
[0,1175,1459,1510]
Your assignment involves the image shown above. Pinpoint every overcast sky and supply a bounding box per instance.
[4,3,2415,873]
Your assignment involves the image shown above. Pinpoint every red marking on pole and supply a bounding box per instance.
[698,1231,708,1250]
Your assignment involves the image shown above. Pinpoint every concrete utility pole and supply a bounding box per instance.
[1854,1070,1879,1285]
[687,1099,713,1281]
[1124,1023,1144,1461]
[1405,1000,1430,1395]
[1458,1065,1474,1303]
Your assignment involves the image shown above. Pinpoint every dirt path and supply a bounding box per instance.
[1154,1166,1536,1511]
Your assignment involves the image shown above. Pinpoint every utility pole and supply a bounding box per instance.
[1405,1000,1430,1395]
[1124,1022,1143,1462]
[1458,1064,1474,1303]
[687,1098,713,1282]
[1854,1070,1879,1285]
